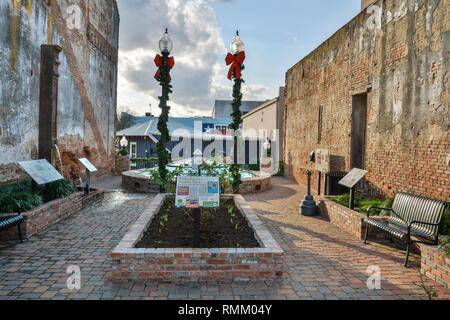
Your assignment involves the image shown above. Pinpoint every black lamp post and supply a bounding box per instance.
[155,28,174,192]
[300,171,319,216]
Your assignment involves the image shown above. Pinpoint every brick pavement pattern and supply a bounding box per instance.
[0,177,449,300]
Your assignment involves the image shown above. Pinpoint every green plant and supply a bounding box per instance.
[330,193,394,216]
[0,181,43,213]
[147,165,185,194]
[38,179,78,203]
[439,236,449,257]
[416,273,438,300]
[275,160,285,176]
[439,208,450,236]
[116,148,128,156]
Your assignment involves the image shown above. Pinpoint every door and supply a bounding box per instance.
[350,94,367,170]
[130,142,137,167]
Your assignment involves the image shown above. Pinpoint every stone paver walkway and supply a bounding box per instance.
[0,177,448,300]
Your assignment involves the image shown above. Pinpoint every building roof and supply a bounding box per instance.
[212,100,268,118]
[117,117,233,139]
[241,97,278,120]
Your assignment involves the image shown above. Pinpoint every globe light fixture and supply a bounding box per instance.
[120,136,128,148]
[159,28,173,54]
[230,30,245,55]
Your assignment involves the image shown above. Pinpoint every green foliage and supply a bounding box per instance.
[275,160,285,177]
[229,68,244,194]
[156,54,173,192]
[0,181,44,213]
[439,208,450,236]
[130,158,157,165]
[38,179,77,203]
[147,165,185,194]
[439,236,449,257]
[416,273,438,300]
[116,149,128,156]
[330,193,393,216]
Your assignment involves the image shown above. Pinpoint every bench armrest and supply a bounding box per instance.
[407,220,441,238]
[366,206,391,218]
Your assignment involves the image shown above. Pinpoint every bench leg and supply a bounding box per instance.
[17,223,23,243]
[404,239,410,267]
[363,224,369,244]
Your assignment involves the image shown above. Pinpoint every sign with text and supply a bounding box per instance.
[18,159,64,185]
[175,176,220,209]
[79,158,98,172]
[339,168,368,188]
[315,149,330,173]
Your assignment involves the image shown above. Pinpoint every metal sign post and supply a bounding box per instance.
[78,158,98,195]
[338,168,368,210]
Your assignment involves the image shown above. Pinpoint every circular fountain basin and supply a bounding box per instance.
[121,168,271,194]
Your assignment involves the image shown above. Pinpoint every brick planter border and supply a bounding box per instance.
[122,169,272,194]
[111,193,284,282]
[0,190,104,239]
[421,244,450,288]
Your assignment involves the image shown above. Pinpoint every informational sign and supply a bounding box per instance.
[79,158,98,172]
[18,159,64,185]
[339,168,368,188]
[175,176,220,209]
[315,149,330,173]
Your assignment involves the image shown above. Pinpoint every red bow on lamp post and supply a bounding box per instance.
[225,51,245,81]
[154,54,175,82]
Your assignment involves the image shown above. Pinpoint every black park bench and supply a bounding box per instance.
[363,192,447,267]
[0,203,24,243]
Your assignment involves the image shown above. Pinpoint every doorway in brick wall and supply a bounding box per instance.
[350,93,368,191]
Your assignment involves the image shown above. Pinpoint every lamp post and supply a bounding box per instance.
[154,28,175,192]
[226,31,246,193]
[120,136,128,152]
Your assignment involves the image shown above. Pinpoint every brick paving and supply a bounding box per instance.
[0,177,449,300]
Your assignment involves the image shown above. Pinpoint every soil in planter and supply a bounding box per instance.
[135,197,260,248]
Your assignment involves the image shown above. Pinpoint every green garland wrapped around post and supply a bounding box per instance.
[225,31,246,194]
[154,29,175,192]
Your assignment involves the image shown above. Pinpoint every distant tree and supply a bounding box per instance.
[116,106,138,131]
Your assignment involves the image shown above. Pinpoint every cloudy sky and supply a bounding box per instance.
[116,0,361,117]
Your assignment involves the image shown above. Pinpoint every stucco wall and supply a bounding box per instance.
[242,98,278,140]
[0,0,119,184]
[284,0,449,201]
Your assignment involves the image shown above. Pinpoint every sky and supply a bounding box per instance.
[116,0,361,118]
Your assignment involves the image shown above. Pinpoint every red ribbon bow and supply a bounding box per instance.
[154,54,175,82]
[225,51,245,80]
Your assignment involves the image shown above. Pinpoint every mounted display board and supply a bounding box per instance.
[175,176,220,209]
[338,168,368,188]
[315,149,330,173]
[79,158,98,172]
[18,159,64,185]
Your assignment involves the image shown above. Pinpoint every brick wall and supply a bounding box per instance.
[284,0,449,202]
[421,244,450,288]
[0,0,119,184]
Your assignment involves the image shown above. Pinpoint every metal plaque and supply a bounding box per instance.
[79,158,98,172]
[175,176,220,209]
[18,159,64,185]
[338,168,368,188]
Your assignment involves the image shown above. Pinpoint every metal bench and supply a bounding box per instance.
[363,192,447,267]
[0,203,24,243]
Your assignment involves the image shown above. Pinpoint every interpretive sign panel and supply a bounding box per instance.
[338,168,368,188]
[18,159,64,185]
[175,176,220,209]
[315,149,330,173]
[79,158,98,172]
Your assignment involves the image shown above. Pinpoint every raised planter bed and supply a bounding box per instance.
[122,169,272,194]
[0,189,104,240]
[111,193,284,282]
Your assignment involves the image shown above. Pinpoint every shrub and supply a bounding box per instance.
[116,149,128,156]
[38,179,78,203]
[0,181,43,213]
[330,193,393,216]
[439,208,450,236]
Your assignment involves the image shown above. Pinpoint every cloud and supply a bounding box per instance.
[116,0,270,117]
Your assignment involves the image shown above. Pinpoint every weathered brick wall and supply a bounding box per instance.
[421,244,450,288]
[0,0,119,184]
[284,0,449,201]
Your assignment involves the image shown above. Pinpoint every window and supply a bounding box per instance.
[130,142,137,167]
[318,106,323,144]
